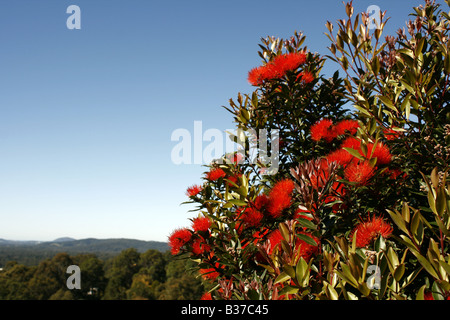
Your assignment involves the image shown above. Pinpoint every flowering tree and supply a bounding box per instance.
[169,0,450,300]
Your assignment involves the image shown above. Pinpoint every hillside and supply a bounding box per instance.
[0,237,169,266]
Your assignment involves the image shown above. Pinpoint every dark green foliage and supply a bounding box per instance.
[0,238,169,266]
[0,249,205,300]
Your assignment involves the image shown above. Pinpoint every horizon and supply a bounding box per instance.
[1,235,167,243]
[1,0,446,243]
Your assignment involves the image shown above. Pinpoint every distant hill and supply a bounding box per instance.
[0,237,169,266]
[51,237,76,242]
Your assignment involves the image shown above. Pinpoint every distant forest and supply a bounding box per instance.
[0,238,169,266]
[0,241,210,300]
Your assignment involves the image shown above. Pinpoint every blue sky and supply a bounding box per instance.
[0,0,444,242]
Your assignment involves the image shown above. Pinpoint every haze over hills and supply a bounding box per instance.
[0,237,169,266]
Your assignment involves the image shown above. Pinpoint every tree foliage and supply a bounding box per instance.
[171,0,450,300]
[0,249,205,300]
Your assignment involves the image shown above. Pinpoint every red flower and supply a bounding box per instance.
[200,292,212,300]
[349,215,393,248]
[310,119,336,143]
[206,168,226,181]
[344,161,375,186]
[191,237,211,255]
[186,185,202,197]
[296,71,315,84]
[192,217,211,232]
[199,263,223,281]
[168,228,192,255]
[244,208,264,227]
[335,119,360,136]
[266,179,295,218]
[267,229,284,255]
[271,52,307,76]
[367,142,392,165]
[254,194,270,211]
[341,136,362,149]
[248,65,270,86]
[326,148,355,167]
[247,52,306,86]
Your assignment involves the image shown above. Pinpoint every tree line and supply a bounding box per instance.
[0,248,210,300]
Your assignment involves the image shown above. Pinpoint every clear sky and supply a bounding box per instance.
[0,0,445,242]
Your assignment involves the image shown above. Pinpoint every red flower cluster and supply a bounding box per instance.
[344,161,375,186]
[248,52,307,86]
[235,179,295,231]
[236,206,264,230]
[168,228,192,255]
[296,71,315,84]
[366,142,392,165]
[266,179,295,218]
[349,215,393,248]
[186,185,202,197]
[191,237,211,255]
[310,119,360,143]
[192,217,211,232]
[322,132,393,187]
[199,264,222,281]
[168,215,212,257]
[206,168,226,181]
[310,119,335,142]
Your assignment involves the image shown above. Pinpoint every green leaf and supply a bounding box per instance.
[415,37,426,56]
[402,202,411,223]
[296,217,317,230]
[444,53,450,75]
[274,272,291,284]
[358,282,371,297]
[343,147,364,160]
[387,247,400,273]
[386,209,409,234]
[372,56,380,76]
[278,285,299,296]
[416,285,427,300]
[295,258,310,287]
[410,249,440,279]
[411,210,424,245]
[296,233,318,247]
[246,289,260,300]
[227,199,247,206]
[279,223,290,242]
[438,260,450,277]
[337,263,358,288]
[436,187,448,217]
[325,282,339,300]
[379,96,397,112]
[284,265,296,279]
[394,264,405,282]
